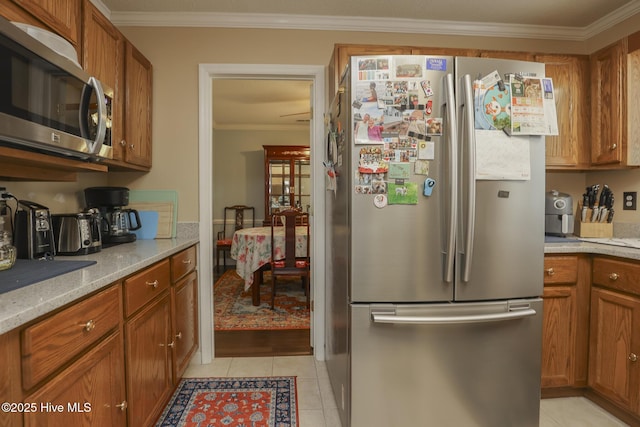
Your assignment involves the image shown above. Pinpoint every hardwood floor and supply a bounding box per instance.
[214,265,312,358]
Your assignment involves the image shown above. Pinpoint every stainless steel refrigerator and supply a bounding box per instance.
[325,55,546,427]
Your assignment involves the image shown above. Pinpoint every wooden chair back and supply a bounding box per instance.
[270,208,309,270]
[222,205,255,239]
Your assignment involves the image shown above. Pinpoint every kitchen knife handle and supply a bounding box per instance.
[442,73,458,284]
[460,74,476,283]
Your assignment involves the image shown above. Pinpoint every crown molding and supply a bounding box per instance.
[108,2,640,42]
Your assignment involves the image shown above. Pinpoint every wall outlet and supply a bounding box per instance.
[624,192,637,210]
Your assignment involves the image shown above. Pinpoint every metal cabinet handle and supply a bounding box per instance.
[610,144,618,151]
[630,353,638,362]
[146,280,159,289]
[545,268,555,276]
[609,273,619,281]
[116,401,127,411]
[160,341,175,348]
[182,259,192,265]
[84,319,95,332]
[120,139,126,147]
[176,332,183,340]
[129,143,135,150]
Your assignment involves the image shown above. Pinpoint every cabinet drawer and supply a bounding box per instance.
[543,255,578,284]
[592,257,640,295]
[171,245,197,283]
[21,284,121,390]
[124,260,170,316]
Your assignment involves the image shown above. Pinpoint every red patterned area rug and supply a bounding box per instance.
[155,376,298,426]
[214,270,310,331]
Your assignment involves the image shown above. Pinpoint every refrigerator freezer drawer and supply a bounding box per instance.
[350,299,543,427]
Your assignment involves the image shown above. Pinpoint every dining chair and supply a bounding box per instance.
[216,205,255,272]
[269,208,310,309]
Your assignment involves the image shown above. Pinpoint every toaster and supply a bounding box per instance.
[14,200,56,259]
[51,211,102,256]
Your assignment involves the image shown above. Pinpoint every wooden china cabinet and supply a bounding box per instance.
[263,145,311,225]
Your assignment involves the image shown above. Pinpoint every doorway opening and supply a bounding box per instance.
[197,64,326,364]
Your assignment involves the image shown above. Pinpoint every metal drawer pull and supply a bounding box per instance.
[116,401,127,411]
[372,308,536,325]
[182,259,192,265]
[609,273,619,281]
[630,353,638,362]
[160,341,175,348]
[545,268,555,276]
[610,144,617,151]
[84,320,95,332]
[146,280,159,289]
[176,332,183,340]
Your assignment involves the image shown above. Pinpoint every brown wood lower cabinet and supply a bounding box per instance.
[0,244,199,427]
[125,293,173,426]
[172,270,198,380]
[24,332,126,427]
[589,287,640,414]
[541,254,590,392]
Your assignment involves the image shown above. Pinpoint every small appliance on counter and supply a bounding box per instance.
[51,209,102,255]
[545,190,574,236]
[84,187,141,246]
[13,200,56,259]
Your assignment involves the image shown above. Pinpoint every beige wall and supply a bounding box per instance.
[212,129,309,224]
[4,17,640,222]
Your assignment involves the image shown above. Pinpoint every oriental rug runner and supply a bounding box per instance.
[155,376,298,426]
[214,270,310,331]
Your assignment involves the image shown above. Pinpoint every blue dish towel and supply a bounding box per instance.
[0,259,97,294]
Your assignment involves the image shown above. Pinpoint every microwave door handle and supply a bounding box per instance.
[80,77,107,154]
[460,74,476,283]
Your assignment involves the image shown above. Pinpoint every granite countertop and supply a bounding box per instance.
[0,237,198,335]
[544,237,640,261]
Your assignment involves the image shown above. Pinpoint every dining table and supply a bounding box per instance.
[230,226,309,306]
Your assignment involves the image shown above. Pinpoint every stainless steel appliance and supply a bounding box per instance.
[0,15,112,160]
[51,210,102,255]
[84,187,141,245]
[545,190,574,236]
[13,200,55,259]
[326,55,547,427]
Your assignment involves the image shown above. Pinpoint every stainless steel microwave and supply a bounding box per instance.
[0,16,112,160]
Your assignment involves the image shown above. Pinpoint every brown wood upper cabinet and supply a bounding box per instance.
[82,0,153,171]
[10,0,81,47]
[589,35,640,168]
[536,54,591,169]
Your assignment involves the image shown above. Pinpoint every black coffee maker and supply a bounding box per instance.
[84,187,141,245]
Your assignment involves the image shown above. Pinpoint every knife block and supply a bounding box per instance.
[574,204,613,237]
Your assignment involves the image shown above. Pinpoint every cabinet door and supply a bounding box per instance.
[172,271,199,381]
[537,54,590,168]
[82,0,125,162]
[124,42,153,168]
[11,0,81,46]
[589,287,640,413]
[542,286,577,387]
[24,332,126,427]
[294,158,311,211]
[591,40,626,165]
[125,294,173,427]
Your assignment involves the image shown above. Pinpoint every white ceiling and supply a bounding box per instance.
[96,0,640,129]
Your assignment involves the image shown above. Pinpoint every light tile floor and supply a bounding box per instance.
[184,356,630,427]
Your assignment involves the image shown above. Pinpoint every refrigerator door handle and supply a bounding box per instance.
[443,72,457,283]
[371,307,537,325]
[460,74,476,283]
